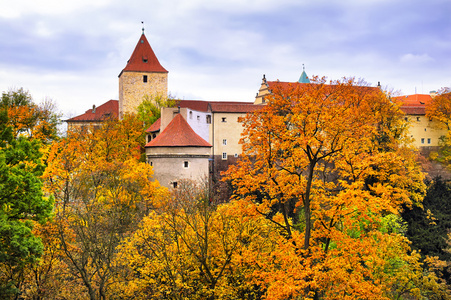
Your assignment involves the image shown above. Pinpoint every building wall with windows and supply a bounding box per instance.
[398,93,447,149]
[405,114,445,148]
[147,146,211,188]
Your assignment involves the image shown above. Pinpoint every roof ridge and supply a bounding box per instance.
[145,114,211,147]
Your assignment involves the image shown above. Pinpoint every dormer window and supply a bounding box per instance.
[143,56,148,63]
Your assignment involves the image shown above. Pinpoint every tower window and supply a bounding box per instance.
[143,75,148,83]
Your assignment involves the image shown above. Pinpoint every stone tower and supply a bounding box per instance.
[118,32,168,118]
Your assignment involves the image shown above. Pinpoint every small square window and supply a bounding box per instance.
[143,75,148,83]
[421,138,425,144]
[417,117,420,121]
[222,152,227,160]
[184,161,189,168]
[222,139,227,145]
[222,117,227,122]
[172,181,178,188]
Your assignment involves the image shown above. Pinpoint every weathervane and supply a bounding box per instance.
[303,63,305,71]
[142,21,145,34]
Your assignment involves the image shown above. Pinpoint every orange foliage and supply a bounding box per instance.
[224,77,448,299]
[41,114,166,300]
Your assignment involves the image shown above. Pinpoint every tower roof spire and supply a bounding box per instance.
[119,30,168,76]
[298,64,310,83]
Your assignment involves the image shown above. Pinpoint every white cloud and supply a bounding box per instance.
[400,53,434,64]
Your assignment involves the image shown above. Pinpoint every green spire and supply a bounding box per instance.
[298,64,310,83]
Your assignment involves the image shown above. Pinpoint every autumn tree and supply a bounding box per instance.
[426,87,451,130]
[0,110,53,298]
[115,179,279,300]
[42,114,164,300]
[425,87,451,166]
[0,88,61,143]
[225,77,447,299]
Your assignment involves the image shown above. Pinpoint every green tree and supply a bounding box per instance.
[136,94,177,129]
[402,177,451,283]
[0,110,53,298]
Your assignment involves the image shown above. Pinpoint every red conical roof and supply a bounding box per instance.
[145,114,212,148]
[120,33,168,75]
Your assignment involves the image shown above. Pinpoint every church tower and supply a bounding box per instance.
[118,30,168,118]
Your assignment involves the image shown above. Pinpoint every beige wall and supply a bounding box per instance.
[211,112,246,159]
[119,71,168,117]
[254,81,270,105]
[406,115,447,148]
[146,146,211,188]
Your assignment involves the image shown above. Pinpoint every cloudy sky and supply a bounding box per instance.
[1,0,450,118]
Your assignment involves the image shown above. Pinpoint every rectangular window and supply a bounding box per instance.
[222,152,227,160]
[421,138,425,144]
[143,75,148,83]
[222,117,227,122]
[184,161,189,168]
[222,139,227,145]
[149,161,153,167]
[428,138,431,144]
[206,115,211,124]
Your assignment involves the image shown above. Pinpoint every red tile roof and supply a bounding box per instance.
[120,34,168,75]
[400,106,426,115]
[209,102,261,113]
[395,94,432,116]
[396,94,432,106]
[174,100,254,112]
[145,114,212,148]
[266,81,380,93]
[145,118,161,133]
[66,100,118,122]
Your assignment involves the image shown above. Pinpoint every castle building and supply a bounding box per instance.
[397,93,446,150]
[118,31,168,118]
[66,31,447,188]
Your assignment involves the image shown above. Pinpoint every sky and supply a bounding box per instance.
[0,0,450,119]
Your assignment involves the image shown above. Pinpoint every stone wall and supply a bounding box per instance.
[119,71,168,117]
